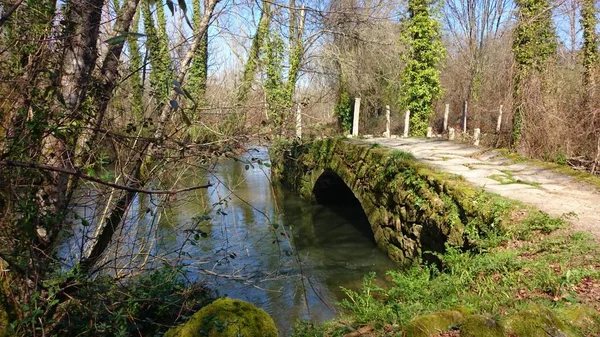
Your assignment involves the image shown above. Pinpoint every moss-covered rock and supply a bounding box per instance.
[504,306,573,337]
[403,310,463,337]
[555,305,600,336]
[460,314,506,337]
[164,298,278,337]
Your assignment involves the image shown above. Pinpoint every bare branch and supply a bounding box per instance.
[0,161,212,194]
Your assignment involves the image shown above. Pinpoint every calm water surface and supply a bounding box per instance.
[61,147,398,335]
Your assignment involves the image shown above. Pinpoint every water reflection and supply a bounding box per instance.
[59,147,398,336]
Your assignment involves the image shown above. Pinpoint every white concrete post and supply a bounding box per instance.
[295,104,302,138]
[463,100,468,133]
[449,127,455,140]
[384,105,391,138]
[496,105,503,133]
[403,110,410,137]
[352,97,361,137]
[474,128,481,146]
[427,126,433,138]
[443,103,450,132]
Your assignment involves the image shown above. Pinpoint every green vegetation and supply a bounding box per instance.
[165,298,278,337]
[334,88,353,134]
[187,0,209,110]
[400,0,445,137]
[291,227,600,336]
[5,266,213,336]
[142,0,172,104]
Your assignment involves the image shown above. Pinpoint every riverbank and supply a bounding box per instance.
[291,217,600,336]
[269,138,600,336]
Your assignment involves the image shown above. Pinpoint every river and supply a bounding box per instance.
[60,147,397,335]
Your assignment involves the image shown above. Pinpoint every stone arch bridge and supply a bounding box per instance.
[270,138,498,264]
[271,137,600,264]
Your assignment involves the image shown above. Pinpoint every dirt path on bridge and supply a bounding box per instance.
[362,138,600,239]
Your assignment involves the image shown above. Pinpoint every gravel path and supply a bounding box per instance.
[361,138,600,239]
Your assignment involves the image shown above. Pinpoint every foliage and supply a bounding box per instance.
[339,273,392,325]
[399,0,445,137]
[334,89,353,134]
[8,266,214,336]
[511,0,557,146]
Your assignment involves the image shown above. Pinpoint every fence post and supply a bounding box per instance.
[474,128,480,146]
[444,103,449,132]
[463,100,468,133]
[449,127,455,140]
[352,97,361,137]
[384,105,391,138]
[403,110,410,137]
[496,105,503,133]
[296,104,302,138]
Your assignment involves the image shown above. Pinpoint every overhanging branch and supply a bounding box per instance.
[0,160,212,194]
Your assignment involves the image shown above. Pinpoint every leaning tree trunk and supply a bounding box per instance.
[38,0,105,250]
[76,0,141,164]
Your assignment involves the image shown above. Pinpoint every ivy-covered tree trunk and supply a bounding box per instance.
[511,0,556,148]
[264,27,287,135]
[128,8,145,121]
[285,4,305,103]
[187,0,210,113]
[399,0,445,137]
[142,0,171,105]
[581,0,599,107]
[237,1,271,104]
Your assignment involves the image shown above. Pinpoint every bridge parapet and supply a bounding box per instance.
[270,138,515,265]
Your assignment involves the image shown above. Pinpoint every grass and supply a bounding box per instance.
[290,217,600,337]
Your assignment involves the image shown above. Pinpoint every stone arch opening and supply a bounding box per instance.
[312,170,374,242]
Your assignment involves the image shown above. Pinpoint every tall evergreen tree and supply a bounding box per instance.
[399,0,445,137]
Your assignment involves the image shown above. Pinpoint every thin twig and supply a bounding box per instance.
[0,161,212,194]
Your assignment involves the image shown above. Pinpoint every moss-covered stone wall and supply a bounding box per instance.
[270,138,513,265]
